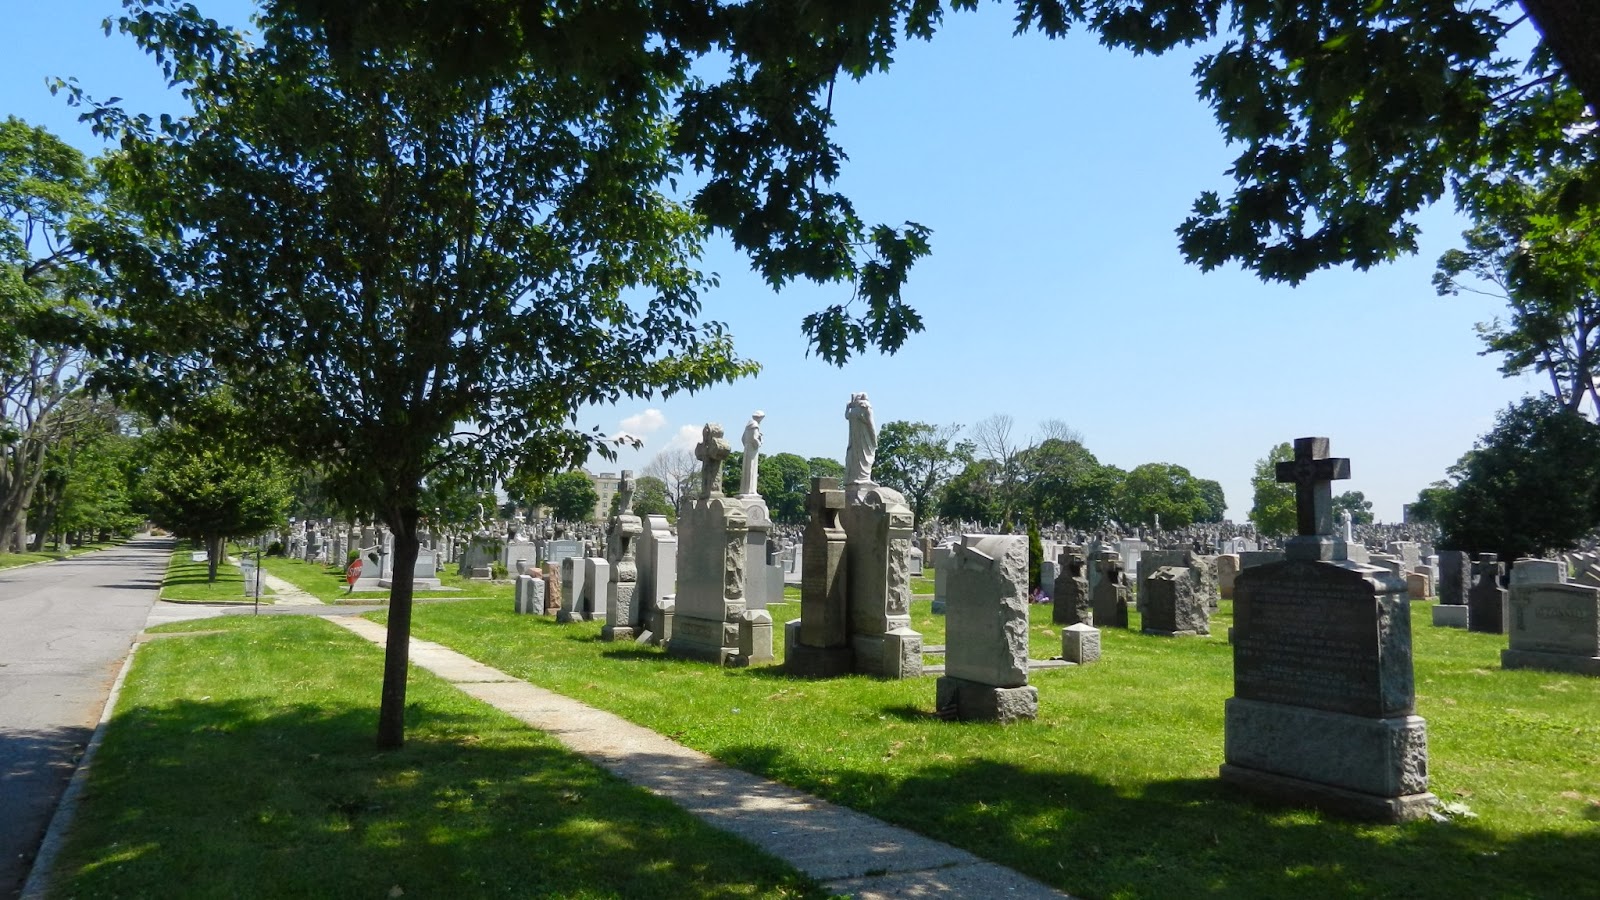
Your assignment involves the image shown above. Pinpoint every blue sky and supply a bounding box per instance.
[4,2,1542,522]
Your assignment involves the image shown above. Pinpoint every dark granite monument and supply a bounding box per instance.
[1222,437,1436,823]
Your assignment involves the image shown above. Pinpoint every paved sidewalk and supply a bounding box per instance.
[330,617,1069,900]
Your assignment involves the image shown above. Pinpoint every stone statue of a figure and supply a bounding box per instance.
[740,411,765,496]
[844,392,876,488]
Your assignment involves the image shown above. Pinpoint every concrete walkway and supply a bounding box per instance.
[330,617,1068,899]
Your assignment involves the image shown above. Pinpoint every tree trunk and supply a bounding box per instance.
[1519,1,1600,116]
[207,534,223,582]
[377,504,420,750]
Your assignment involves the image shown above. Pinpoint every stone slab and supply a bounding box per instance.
[1431,604,1468,629]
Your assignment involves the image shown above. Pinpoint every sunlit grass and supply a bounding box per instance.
[395,596,1600,899]
[51,616,826,900]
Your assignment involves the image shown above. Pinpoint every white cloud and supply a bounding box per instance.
[662,424,701,452]
[619,408,667,435]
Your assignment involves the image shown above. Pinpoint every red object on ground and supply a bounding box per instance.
[346,558,363,585]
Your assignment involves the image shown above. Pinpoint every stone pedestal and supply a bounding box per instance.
[556,556,586,623]
[648,596,675,647]
[734,609,774,666]
[667,496,748,665]
[842,485,921,679]
[786,478,855,678]
[603,513,643,642]
[637,515,677,626]
[582,557,610,623]
[1431,604,1468,628]
[1062,623,1100,664]
[935,678,1038,723]
[739,497,773,610]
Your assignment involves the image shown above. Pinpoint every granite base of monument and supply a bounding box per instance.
[1431,605,1468,629]
[1221,697,1434,821]
[784,620,854,677]
[935,677,1038,723]
[851,627,922,679]
[1501,648,1600,675]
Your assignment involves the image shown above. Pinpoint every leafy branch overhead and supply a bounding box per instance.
[271,0,1597,292]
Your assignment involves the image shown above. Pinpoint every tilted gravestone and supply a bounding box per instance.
[1142,566,1209,637]
[936,534,1037,723]
[1222,437,1435,823]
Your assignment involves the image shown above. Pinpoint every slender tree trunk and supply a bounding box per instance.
[207,534,223,582]
[377,503,420,750]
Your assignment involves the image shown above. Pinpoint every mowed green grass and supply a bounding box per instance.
[158,548,254,603]
[259,554,513,605]
[397,596,1600,899]
[0,539,126,569]
[50,616,826,900]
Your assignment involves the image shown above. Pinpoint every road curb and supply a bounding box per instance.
[19,641,142,900]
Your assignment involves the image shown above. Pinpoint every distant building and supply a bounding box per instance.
[588,470,620,522]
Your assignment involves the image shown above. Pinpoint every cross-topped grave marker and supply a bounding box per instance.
[694,423,730,499]
[1275,437,1351,537]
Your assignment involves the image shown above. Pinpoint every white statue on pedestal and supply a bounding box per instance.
[844,392,876,488]
[1341,508,1354,542]
[740,411,764,496]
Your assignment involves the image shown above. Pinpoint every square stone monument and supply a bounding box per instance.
[1222,437,1435,823]
[1051,545,1091,626]
[842,484,922,679]
[1142,566,1210,636]
[1468,553,1508,634]
[1091,550,1130,629]
[1503,560,1600,675]
[602,474,644,641]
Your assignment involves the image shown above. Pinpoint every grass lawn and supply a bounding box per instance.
[259,554,513,605]
[49,615,826,900]
[0,539,127,569]
[396,597,1600,899]
[158,548,255,603]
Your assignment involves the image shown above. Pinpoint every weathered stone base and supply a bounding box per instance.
[1431,605,1468,629]
[1219,764,1437,824]
[935,677,1037,723]
[852,627,924,679]
[1141,628,1207,637]
[930,599,946,615]
[1223,698,1431,820]
[666,613,738,666]
[784,625,856,677]
[648,600,674,647]
[600,625,635,642]
[1501,648,1600,676]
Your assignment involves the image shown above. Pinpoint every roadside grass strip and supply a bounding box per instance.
[49,616,827,900]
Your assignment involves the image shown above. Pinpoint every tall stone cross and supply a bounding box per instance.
[1274,437,1351,537]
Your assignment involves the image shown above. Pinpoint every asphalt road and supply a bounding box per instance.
[0,536,170,898]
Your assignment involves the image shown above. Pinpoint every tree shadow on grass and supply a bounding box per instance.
[706,742,1600,899]
[53,696,827,900]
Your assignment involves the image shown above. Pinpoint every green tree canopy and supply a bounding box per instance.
[873,420,968,528]
[1435,169,1600,416]
[1194,479,1227,525]
[938,459,1001,526]
[1333,490,1375,527]
[628,475,675,522]
[1437,395,1600,560]
[261,2,1600,289]
[140,411,294,582]
[540,472,600,524]
[1115,462,1211,530]
[1249,443,1297,537]
[1022,438,1121,531]
[69,2,764,749]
